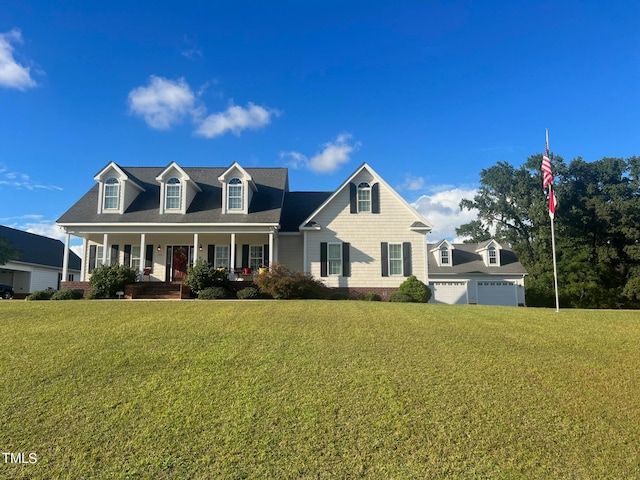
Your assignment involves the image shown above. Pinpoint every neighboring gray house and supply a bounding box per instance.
[0,225,82,298]
[56,161,527,304]
[427,239,527,306]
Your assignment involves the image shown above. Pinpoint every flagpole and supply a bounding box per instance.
[543,128,560,312]
[549,186,560,312]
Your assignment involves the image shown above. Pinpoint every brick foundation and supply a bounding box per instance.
[60,281,92,298]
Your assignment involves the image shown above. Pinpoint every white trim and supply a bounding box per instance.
[299,163,432,231]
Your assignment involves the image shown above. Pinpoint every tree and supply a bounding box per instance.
[0,236,20,265]
[458,154,640,308]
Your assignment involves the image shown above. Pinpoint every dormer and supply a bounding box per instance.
[218,162,257,214]
[476,239,503,267]
[94,162,145,214]
[431,240,454,267]
[155,162,202,214]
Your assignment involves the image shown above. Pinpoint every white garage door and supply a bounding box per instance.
[430,282,468,304]
[477,281,517,306]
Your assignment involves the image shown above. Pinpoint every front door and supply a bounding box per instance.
[167,246,190,282]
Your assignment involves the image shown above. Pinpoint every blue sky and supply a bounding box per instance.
[1,1,639,252]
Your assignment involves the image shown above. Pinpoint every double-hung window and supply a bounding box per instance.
[104,177,119,210]
[328,243,342,276]
[388,243,403,276]
[96,246,110,268]
[440,245,450,265]
[131,246,141,272]
[357,182,371,212]
[228,178,243,211]
[249,246,263,271]
[166,178,181,210]
[488,246,497,265]
[215,246,229,269]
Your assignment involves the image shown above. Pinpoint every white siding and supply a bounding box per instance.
[277,235,303,271]
[306,170,426,288]
[122,181,140,212]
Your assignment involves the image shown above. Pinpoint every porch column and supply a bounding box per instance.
[303,230,308,273]
[62,231,70,282]
[268,231,274,270]
[140,233,146,276]
[81,238,88,281]
[102,233,109,266]
[193,233,199,262]
[230,233,236,280]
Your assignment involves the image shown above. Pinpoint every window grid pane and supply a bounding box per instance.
[229,185,242,210]
[358,186,371,212]
[166,184,181,210]
[104,184,119,209]
[131,246,141,272]
[389,244,402,276]
[215,246,229,269]
[328,244,342,276]
[249,246,263,271]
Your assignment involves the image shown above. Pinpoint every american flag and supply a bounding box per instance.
[541,135,553,189]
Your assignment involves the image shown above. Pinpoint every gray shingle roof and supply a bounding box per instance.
[428,242,527,275]
[280,192,332,232]
[0,225,81,270]
[57,166,289,224]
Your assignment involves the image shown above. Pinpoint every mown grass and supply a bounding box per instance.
[1,301,639,479]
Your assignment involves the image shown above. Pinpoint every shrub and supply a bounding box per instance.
[254,263,327,299]
[363,293,382,301]
[50,289,83,300]
[185,259,230,296]
[388,292,414,303]
[198,286,233,300]
[328,292,350,300]
[26,287,56,301]
[397,275,431,303]
[237,287,259,299]
[89,264,138,299]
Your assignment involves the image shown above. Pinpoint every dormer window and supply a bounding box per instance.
[488,246,497,265]
[440,245,450,265]
[228,178,243,210]
[104,177,120,210]
[166,177,181,210]
[357,182,371,212]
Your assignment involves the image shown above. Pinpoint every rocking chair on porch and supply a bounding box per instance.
[142,268,151,281]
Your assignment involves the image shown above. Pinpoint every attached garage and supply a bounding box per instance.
[477,281,518,306]
[430,281,468,304]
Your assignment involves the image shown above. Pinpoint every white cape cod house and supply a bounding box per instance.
[56,161,527,304]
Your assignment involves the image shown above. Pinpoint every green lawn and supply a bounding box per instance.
[1,301,639,479]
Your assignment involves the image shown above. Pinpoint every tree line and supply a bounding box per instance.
[457,154,640,308]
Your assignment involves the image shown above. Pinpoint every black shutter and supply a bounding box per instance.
[208,245,215,265]
[242,244,250,268]
[320,242,328,277]
[350,182,357,213]
[372,183,380,214]
[381,242,389,277]
[403,242,412,277]
[145,244,153,271]
[110,244,119,265]
[124,245,131,267]
[342,242,350,277]
[263,244,269,267]
[89,245,97,273]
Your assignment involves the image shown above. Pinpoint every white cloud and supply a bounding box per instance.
[0,28,37,90]
[196,102,278,138]
[282,133,359,174]
[127,76,197,130]
[398,174,425,191]
[411,187,479,242]
[0,166,62,190]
